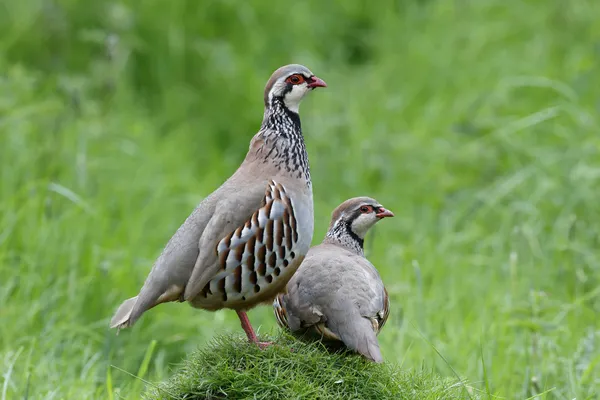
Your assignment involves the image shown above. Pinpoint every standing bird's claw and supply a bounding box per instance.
[237,310,273,349]
[256,341,274,349]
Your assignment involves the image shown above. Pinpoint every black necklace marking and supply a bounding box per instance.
[257,97,310,183]
[325,211,365,255]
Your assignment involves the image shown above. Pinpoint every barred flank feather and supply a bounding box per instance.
[272,294,289,330]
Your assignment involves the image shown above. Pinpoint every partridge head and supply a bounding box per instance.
[273,197,394,362]
[110,64,326,348]
[263,64,327,113]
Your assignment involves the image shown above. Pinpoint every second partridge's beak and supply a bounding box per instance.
[307,76,327,88]
[375,207,394,219]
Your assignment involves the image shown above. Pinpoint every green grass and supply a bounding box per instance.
[1,0,600,398]
[143,334,475,400]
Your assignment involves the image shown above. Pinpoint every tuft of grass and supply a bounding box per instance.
[143,334,475,400]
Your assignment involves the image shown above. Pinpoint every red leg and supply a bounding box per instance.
[236,310,273,349]
[237,310,258,343]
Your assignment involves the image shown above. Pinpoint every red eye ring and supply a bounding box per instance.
[360,206,371,213]
[286,74,305,85]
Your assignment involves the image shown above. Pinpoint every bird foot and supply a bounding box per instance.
[256,341,274,349]
[237,311,274,349]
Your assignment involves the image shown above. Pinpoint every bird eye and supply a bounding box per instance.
[360,206,371,213]
[286,74,304,85]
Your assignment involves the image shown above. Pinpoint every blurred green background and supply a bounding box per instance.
[1,0,600,398]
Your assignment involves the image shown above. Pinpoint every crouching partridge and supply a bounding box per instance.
[273,197,394,362]
[110,64,326,347]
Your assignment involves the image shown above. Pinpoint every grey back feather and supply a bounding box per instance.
[277,244,387,362]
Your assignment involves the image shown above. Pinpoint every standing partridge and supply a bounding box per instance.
[110,64,327,347]
[273,197,394,362]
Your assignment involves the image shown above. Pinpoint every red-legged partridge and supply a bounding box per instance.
[273,197,394,362]
[110,64,327,347]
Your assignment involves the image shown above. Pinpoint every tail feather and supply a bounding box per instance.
[327,307,383,363]
[110,297,138,330]
[110,283,185,331]
[357,331,383,363]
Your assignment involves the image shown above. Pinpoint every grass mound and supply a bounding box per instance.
[144,334,473,400]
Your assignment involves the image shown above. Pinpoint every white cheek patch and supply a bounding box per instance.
[284,84,309,113]
[351,215,377,239]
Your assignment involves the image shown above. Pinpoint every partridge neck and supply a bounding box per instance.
[256,99,311,183]
[323,221,365,256]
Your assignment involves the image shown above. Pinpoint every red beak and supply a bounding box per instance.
[375,207,394,219]
[307,76,327,88]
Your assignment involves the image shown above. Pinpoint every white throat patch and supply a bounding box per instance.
[267,77,310,113]
[351,214,378,239]
[283,84,309,113]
